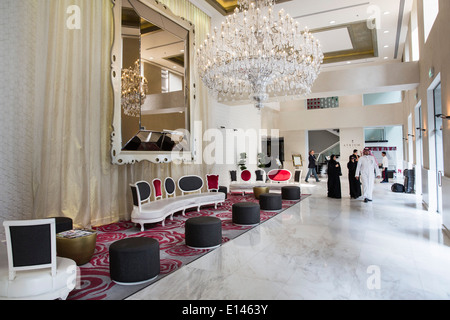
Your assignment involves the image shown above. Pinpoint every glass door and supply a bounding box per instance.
[433,83,444,213]
[414,103,423,195]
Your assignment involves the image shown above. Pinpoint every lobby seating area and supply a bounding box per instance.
[130,175,226,231]
[2,0,450,305]
[229,169,302,195]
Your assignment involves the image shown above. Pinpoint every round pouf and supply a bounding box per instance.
[281,186,301,200]
[109,237,160,285]
[259,193,282,211]
[185,216,222,249]
[51,217,73,234]
[232,202,260,225]
[218,186,228,199]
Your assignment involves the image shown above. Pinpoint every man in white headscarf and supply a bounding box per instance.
[355,148,381,202]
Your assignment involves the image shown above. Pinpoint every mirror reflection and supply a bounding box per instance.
[121,0,189,152]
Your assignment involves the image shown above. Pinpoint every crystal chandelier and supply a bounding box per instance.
[121,60,148,117]
[197,0,324,109]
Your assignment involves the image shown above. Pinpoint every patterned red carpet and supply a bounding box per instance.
[67,193,306,300]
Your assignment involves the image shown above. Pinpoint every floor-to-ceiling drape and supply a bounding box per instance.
[31,0,211,228]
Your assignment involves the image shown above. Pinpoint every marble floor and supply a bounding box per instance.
[127,177,450,300]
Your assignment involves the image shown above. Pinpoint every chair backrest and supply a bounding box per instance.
[164,177,176,198]
[3,219,57,281]
[178,175,203,195]
[152,178,163,200]
[240,169,252,182]
[294,170,302,183]
[206,174,219,192]
[255,169,265,182]
[130,181,152,208]
[267,169,292,183]
[229,170,237,182]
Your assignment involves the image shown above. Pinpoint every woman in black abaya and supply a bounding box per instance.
[327,154,342,199]
[347,154,362,199]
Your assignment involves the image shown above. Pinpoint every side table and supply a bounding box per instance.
[56,229,97,266]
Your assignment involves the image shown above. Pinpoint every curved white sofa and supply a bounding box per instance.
[130,175,225,231]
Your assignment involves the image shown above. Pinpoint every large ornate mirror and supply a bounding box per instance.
[111,0,195,164]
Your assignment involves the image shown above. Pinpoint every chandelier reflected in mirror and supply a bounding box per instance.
[121,60,148,117]
[197,0,324,109]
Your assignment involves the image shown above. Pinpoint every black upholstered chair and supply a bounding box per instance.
[294,170,302,183]
[1,219,77,300]
[130,181,152,207]
[178,175,204,195]
[185,216,222,249]
[255,169,266,182]
[109,237,160,285]
[164,177,176,198]
[229,170,237,183]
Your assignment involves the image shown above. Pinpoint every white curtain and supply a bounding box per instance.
[29,0,211,228]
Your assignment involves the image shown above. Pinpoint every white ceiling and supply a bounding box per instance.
[189,0,414,69]
[140,30,185,74]
[314,27,354,53]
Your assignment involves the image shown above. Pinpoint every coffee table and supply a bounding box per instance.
[56,229,97,265]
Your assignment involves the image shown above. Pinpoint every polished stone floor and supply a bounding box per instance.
[127,177,450,300]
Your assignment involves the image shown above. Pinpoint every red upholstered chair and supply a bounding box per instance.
[206,174,219,192]
[267,169,292,183]
[152,178,163,200]
[240,170,252,182]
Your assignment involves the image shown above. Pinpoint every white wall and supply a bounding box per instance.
[280,100,405,131]
[208,99,262,187]
[366,125,405,174]
[281,130,308,177]
[340,127,365,177]
[0,0,37,240]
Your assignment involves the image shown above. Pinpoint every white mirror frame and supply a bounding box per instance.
[110,0,196,165]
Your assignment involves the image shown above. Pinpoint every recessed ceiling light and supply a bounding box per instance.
[149,57,154,60]
[330,20,336,24]
[346,61,351,64]
[384,30,390,34]
[384,45,389,48]
[384,11,390,15]
[384,57,389,59]
[173,66,177,69]
[180,49,185,53]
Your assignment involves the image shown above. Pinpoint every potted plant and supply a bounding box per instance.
[238,152,247,171]
[257,152,268,168]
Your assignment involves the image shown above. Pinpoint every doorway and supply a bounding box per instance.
[414,102,423,195]
[433,83,444,213]
[427,76,444,213]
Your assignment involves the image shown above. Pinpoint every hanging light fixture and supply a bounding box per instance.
[197,0,324,109]
[121,60,148,117]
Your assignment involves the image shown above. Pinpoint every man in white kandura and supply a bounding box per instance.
[355,148,381,203]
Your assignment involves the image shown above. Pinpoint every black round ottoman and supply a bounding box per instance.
[259,193,282,211]
[281,186,301,200]
[185,216,222,249]
[232,202,260,225]
[109,237,160,285]
[51,217,73,234]
[218,186,228,199]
